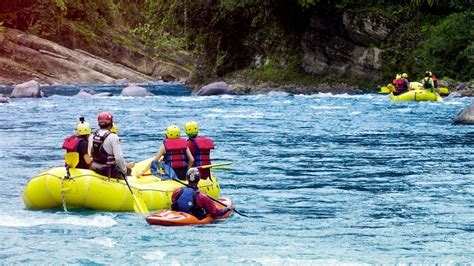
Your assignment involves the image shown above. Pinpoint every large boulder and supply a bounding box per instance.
[10,80,44,98]
[196,82,234,96]
[120,85,153,97]
[75,88,95,97]
[0,94,9,103]
[75,88,112,98]
[94,92,113,97]
[453,102,474,124]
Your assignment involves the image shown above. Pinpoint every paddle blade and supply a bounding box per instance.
[64,152,79,169]
[436,93,444,102]
[132,194,149,214]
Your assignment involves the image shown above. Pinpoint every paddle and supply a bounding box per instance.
[197,162,233,169]
[171,178,248,218]
[122,174,149,214]
[209,167,233,171]
[64,152,79,179]
[141,162,234,177]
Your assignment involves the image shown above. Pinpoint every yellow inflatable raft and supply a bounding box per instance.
[22,158,221,211]
[389,90,443,102]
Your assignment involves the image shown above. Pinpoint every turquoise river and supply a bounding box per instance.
[0,84,473,264]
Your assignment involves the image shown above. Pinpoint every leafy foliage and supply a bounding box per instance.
[417,12,473,80]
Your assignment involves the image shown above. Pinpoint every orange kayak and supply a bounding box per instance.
[145,197,234,226]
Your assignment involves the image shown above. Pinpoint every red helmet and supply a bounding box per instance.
[97,112,113,126]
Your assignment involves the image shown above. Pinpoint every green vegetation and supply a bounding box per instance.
[418,12,473,80]
[0,0,471,85]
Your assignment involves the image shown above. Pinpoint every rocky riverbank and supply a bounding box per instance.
[1,27,472,96]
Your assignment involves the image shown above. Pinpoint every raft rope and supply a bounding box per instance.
[61,177,68,212]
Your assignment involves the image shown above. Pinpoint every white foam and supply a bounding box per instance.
[267,91,291,96]
[310,105,347,110]
[253,257,360,266]
[0,214,117,228]
[142,250,167,261]
[82,237,117,248]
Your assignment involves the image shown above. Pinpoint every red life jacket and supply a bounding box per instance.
[62,135,80,152]
[164,138,188,169]
[432,75,439,88]
[187,137,214,167]
[392,79,405,91]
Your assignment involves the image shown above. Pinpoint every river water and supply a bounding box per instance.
[0,84,473,264]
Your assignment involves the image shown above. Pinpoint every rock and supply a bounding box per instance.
[93,92,113,97]
[120,85,153,97]
[0,28,157,84]
[0,94,9,103]
[114,78,129,86]
[342,11,396,46]
[437,80,449,88]
[456,82,472,91]
[75,88,96,97]
[453,102,474,124]
[10,80,44,98]
[196,82,235,96]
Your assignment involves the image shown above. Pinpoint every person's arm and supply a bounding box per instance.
[108,134,128,174]
[87,134,93,157]
[186,147,194,168]
[195,193,230,218]
[155,144,166,162]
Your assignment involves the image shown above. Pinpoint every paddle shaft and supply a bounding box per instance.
[122,174,148,214]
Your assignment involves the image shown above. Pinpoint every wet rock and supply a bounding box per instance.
[75,88,95,97]
[75,88,112,97]
[120,85,153,97]
[196,82,234,96]
[94,92,113,97]
[10,80,44,98]
[0,94,9,103]
[453,102,474,124]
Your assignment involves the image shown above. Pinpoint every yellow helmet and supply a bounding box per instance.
[396,74,401,79]
[76,121,91,136]
[402,73,408,78]
[184,121,199,137]
[165,124,181,139]
[110,123,118,134]
[429,71,433,76]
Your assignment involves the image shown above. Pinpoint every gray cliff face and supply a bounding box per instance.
[300,10,397,82]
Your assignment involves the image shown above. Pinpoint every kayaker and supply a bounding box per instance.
[62,117,92,169]
[184,121,215,179]
[421,71,435,92]
[88,112,134,179]
[392,74,406,95]
[171,168,232,219]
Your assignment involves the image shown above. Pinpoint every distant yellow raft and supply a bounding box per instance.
[22,158,221,211]
[389,90,443,102]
